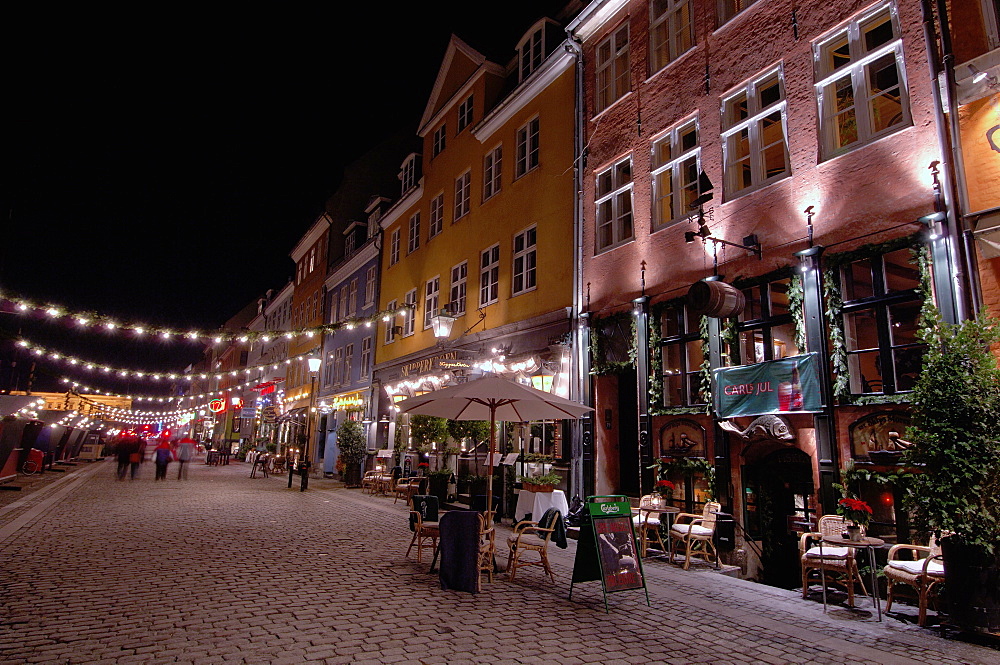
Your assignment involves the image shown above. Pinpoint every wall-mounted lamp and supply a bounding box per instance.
[968,63,999,88]
[429,308,456,339]
[531,366,556,393]
[918,211,946,240]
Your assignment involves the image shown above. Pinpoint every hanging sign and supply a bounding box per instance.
[208,399,226,413]
[261,406,279,423]
[713,353,823,419]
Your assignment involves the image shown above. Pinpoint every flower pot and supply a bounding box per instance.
[524,482,554,493]
[941,537,1000,633]
[846,525,863,542]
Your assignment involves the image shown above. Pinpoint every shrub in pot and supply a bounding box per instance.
[337,420,368,488]
[428,468,453,504]
[903,311,1000,632]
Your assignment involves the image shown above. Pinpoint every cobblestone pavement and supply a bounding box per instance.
[1,459,998,664]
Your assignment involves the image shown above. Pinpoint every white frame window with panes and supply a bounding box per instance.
[512,225,537,296]
[814,4,911,160]
[423,276,440,330]
[429,193,444,239]
[484,145,502,200]
[403,289,417,336]
[364,265,377,307]
[450,261,468,315]
[408,212,421,254]
[515,117,539,178]
[360,336,372,378]
[454,171,471,220]
[432,124,446,157]
[518,24,544,83]
[596,23,630,114]
[384,299,398,344]
[652,118,700,228]
[458,95,474,133]
[721,68,790,199]
[479,244,500,307]
[344,344,354,386]
[650,0,694,75]
[595,156,634,252]
[389,228,400,266]
[400,156,417,194]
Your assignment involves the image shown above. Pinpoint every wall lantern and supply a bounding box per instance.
[531,367,556,393]
[430,310,457,339]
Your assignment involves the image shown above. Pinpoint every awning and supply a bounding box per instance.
[971,208,1000,259]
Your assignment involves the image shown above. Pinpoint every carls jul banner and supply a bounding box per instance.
[713,353,823,419]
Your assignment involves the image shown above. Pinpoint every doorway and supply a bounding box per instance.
[617,369,639,497]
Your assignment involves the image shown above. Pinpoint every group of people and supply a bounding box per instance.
[114,436,196,481]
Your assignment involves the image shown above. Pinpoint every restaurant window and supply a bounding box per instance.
[651,119,699,228]
[815,5,910,159]
[659,303,706,407]
[596,156,634,252]
[450,261,468,315]
[732,277,800,365]
[721,68,789,198]
[840,247,924,394]
[384,299,398,344]
[479,244,500,307]
[650,0,694,74]
[596,24,630,113]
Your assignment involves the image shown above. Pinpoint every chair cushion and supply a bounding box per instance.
[803,546,850,559]
[671,524,712,537]
[888,559,945,576]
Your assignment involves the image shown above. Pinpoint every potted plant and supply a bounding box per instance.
[835,497,873,542]
[903,311,1000,632]
[428,467,453,504]
[519,471,561,493]
[653,479,675,499]
[336,420,368,488]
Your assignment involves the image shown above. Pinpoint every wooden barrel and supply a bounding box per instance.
[686,280,745,317]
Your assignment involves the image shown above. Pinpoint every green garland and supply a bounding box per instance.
[787,274,806,353]
[647,456,717,500]
[589,311,636,375]
[698,315,713,413]
[823,268,852,401]
[648,309,664,411]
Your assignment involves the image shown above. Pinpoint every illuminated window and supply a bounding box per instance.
[733,277,799,365]
[512,226,537,296]
[815,6,910,159]
[659,304,705,407]
[650,0,694,74]
[721,68,789,198]
[596,24,630,113]
[595,156,634,252]
[651,119,699,228]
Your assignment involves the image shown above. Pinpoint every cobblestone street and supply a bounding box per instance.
[1,459,998,664]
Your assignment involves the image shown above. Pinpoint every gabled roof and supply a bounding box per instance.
[418,34,505,136]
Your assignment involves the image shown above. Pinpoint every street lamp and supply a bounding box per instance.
[300,356,323,491]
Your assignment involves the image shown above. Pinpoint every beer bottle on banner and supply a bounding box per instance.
[789,365,803,410]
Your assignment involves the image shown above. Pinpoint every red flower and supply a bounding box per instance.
[655,479,674,490]
[838,498,872,514]
[418,462,429,468]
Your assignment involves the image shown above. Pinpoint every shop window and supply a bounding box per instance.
[840,247,924,394]
[659,303,706,407]
[733,277,799,365]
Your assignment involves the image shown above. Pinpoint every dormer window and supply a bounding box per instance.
[518,25,544,82]
[400,155,417,194]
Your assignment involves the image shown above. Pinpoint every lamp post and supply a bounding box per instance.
[301,356,322,491]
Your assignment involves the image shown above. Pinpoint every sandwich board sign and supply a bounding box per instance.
[569,495,650,612]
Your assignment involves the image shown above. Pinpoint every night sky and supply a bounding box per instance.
[1,2,571,394]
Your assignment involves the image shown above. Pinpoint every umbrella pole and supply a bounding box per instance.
[485,408,496,522]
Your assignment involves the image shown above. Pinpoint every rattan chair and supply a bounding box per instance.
[884,536,945,626]
[669,501,721,569]
[407,495,440,564]
[800,515,867,606]
[478,512,497,584]
[505,509,561,582]
[633,495,669,557]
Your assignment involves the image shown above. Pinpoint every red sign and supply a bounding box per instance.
[208,399,225,413]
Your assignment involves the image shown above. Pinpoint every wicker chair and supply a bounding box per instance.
[633,495,669,557]
[407,495,440,564]
[506,509,561,582]
[800,515,867,606]
[669,501,721,569]
[884,536,945,626]
[478,512,497,585]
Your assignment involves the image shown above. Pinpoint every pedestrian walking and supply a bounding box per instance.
[153,439,173,480]
[129,438,145,480]
[115,436,132,480]
[176,437,195,480]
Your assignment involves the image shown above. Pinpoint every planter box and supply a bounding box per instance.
[523,483,554,493]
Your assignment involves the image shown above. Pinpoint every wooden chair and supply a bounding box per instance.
[361,470,380,493]
[407,495,440,564]
[478,512,497,584]
[669,501,721,569]
[799,515,868,606]
[505,509,561,582]
[394,476,418,503]
[884,536,945,626]
[633,495,669,557]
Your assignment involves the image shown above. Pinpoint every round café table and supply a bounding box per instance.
[819,534,885,621]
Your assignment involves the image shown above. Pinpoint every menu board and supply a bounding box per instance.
[594,516,644,591]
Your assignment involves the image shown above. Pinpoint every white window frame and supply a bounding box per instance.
[433,124,447,157]
[429,193,444,239]
[347,279,358,318]
[458,94,474,132]
[385,299,398,344]
[408,212,421,254]
[403,289,417,336]
[479,244,500,307]
[595,156,635,252]
[515,117,540,178]
[484,145,502,200]
[650,0,694,75]
[364,265,377,307]
[333,347,344,386]
[450,261,468,315]
[721,67,790,199]
[423,276,440,329]
[596,24,631,113]
[454,170,471,220]
[512,225,537,296]
[400,156,416,194]
[389,228,400,266]
[360,336,372,378]
[339,285,349,322]
[344,343,354,386]
[518,26,544,83]
[651,118,700,228]
[814,5,911,160]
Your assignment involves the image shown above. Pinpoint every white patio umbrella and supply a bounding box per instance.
[393,374,593,518]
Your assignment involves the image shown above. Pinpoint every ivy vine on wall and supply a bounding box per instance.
[589,311,637,375]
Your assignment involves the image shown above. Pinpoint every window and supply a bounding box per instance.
[512,226,537,296]
[516,118,540,178]
[364,266,377,307]
[450,261,468,315]
[733,277,800,365]
[650,0,694,73]
[308,248,316,273]
[721,69,789,197]
[408,212,420,253]
[815,6,910,158]
[390,228,400,266]
[360,337,372,378]
[454,171,471,220]
[339,285,349,321]
[518,26,544,82]
[403,289,417,336]
[333,347,344,386]
[423,276,441,329]
[596,25,630,113]
[484,145,502,200]
[458,95,474,132]
[479,244,500,307]
[429,193,444,239]
[596,156,634,251]
[840,247,924,395]
[400,156,417,194]
[324,351,335,387]
[659,303,706,407]
[718,0,759,25]
[652,119,700,227]
[385,299,398,344]
[344,344,354,386]
[433,124,447,157]
[327,292,338,324]
[347,280,357,318]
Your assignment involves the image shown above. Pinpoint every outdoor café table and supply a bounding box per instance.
[514,488,569,523]
[819,535,885,621]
